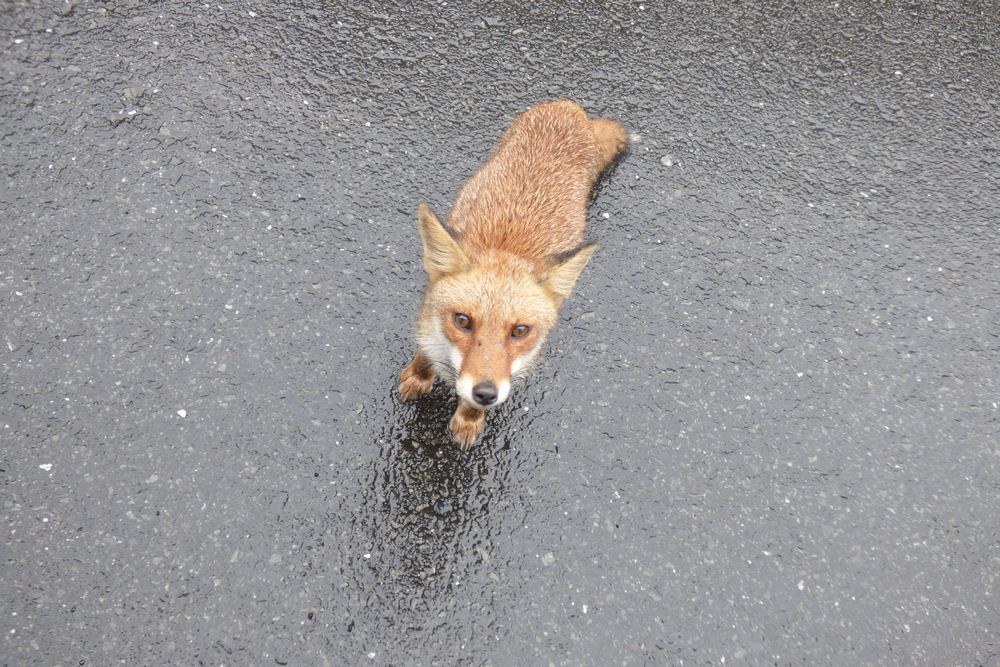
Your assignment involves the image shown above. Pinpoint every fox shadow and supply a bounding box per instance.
[365,382,516,594]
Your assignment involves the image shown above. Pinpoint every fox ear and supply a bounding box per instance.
[539,242,598,303]
[418,203,468,280]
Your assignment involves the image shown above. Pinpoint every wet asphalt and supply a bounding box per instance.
[2,1,999,665]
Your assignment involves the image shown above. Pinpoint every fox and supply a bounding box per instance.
[398,100,628,450]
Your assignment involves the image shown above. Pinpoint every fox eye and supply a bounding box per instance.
[453,313,473,331]
[511,324,531,338]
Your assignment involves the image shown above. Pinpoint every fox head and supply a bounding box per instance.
[414,204,596,410]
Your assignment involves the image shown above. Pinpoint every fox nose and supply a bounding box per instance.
[472,381,498,406]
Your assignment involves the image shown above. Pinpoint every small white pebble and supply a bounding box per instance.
[39,463,53,471]
[176,409,187,418]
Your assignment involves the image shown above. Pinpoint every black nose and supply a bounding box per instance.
[472,381,498,406]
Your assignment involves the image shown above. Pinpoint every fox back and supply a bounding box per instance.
[400,100,628,449]
[448,100,625,260]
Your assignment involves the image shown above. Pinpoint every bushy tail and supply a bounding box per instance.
[591,117,629,177]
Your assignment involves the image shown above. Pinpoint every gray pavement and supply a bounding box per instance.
[2,1,998,664]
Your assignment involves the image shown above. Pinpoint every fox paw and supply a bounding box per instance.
[450,406,485,451]
[399,357,435,401]
[399,372,433,401]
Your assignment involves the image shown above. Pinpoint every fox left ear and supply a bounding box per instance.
[418,203,469,281]
[539,242,598,303]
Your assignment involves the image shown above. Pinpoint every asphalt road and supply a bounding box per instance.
[2,1,998,664]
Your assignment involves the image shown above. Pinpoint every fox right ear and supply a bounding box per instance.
[539,241,598,304]
[418,203,468,280]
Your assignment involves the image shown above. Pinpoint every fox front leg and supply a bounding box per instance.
[450,400,485,451]
[398,352,436,400]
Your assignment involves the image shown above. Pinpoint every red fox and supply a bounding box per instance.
[399,100,628,449]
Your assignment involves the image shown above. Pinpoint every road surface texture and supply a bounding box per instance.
[2,1,998,664]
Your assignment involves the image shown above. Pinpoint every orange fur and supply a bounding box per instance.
[399,100,628,449]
